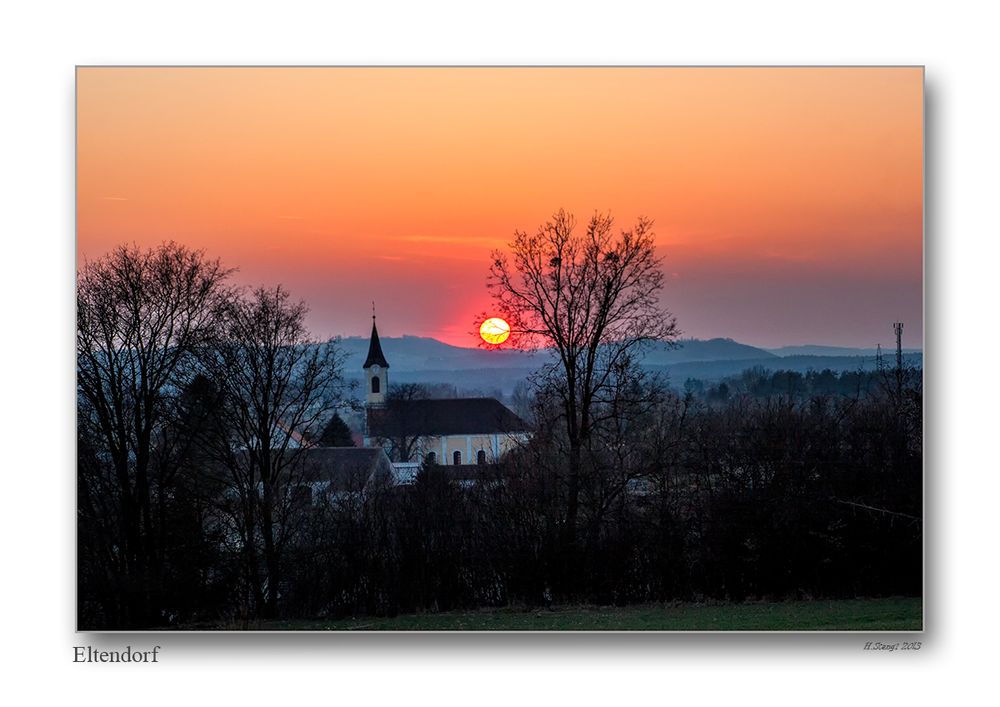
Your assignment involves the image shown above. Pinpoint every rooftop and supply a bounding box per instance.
[367,397,530,437]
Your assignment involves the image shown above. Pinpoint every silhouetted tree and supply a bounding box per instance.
[318,413,355,447]
[76,242,232,627]
[153,374,234,621]
[487,210,679,558]
[369,383,431,462]
[201,285,350,619]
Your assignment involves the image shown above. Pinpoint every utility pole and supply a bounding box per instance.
[893,322,904,398]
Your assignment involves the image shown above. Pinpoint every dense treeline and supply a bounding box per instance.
[78,242,921,628]
[80,365,921,627]
[274,372,921,620]
[683,366,897,401]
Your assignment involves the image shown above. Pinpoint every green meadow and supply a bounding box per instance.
[248,597,921,632]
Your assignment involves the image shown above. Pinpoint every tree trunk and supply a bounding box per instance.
[565,440,581,547]
[261,485,280,619]
[246,515,265,619]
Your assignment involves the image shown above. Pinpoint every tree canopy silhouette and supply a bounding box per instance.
[77,242,232,626]
[487,209,679,552]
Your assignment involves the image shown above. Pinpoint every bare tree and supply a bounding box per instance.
[77,242,232,626]
[203,285,350,619]
[368,383,431,462]
[488,210,679,551]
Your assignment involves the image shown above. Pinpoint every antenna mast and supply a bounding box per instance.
[893,322,903,371]
[892,322,904,397]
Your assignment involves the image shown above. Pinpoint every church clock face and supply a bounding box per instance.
[371,365,380,374]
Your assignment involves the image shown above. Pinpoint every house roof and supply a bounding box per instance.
[367,397,530,437]
[363,319,390,369]
[289,447,392,491]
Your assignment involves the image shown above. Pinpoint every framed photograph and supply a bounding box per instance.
[76,67,922,632]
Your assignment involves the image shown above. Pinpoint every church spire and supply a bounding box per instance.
[363,309,390,370]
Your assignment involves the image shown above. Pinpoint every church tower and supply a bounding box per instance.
[363,313,390,407]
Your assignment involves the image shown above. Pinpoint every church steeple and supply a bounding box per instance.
[364,308,389,406]
[363,318,390,370]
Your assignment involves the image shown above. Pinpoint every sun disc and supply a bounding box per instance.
[480,317,511,345]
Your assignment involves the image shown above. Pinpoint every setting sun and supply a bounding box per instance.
[480,317,511,345]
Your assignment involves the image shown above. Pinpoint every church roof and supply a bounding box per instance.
[367,398,530,437]
[363,319,390,369]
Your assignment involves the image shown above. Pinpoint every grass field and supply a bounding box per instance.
[248,597,921,631]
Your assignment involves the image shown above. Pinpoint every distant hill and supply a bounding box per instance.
[767,345,923,357]
[644,338,775,365]
[336,335,774,372]
[335,335,922,395]
[336,335,542,372]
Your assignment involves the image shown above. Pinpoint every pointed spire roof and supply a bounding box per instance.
[363,318,390,369]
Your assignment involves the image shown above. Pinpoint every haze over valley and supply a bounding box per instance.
[336,335,923,397]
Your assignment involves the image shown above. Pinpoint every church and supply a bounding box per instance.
[360,316,531,469]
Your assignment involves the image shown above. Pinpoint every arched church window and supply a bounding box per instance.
[477,450,486,465]
[371,376,380,394]
[425,452,436,465]
[453,450,462,465]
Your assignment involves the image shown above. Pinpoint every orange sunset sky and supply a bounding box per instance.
[77,67,922,349]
